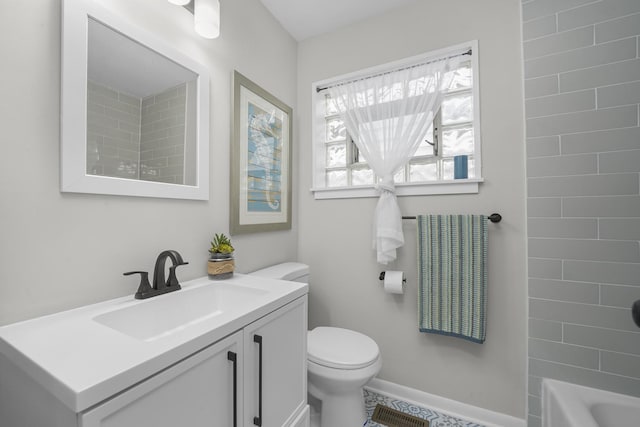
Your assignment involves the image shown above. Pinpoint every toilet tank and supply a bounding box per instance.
[250,262,309,283]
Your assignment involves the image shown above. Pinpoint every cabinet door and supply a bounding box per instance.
[244,296,308,427]
[81,331,243,427]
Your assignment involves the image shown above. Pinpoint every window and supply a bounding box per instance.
[311,41,482,199]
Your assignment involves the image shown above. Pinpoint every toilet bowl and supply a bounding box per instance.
[250,263,382,427]
[307,326,382,427]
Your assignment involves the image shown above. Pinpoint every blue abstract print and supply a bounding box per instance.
[247,102,283,213]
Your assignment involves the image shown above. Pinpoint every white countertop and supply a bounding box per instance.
[0,274,307,413]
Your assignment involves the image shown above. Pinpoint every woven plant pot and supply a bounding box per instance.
[207,252,234,279]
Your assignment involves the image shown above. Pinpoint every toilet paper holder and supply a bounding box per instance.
[379,272,406,282]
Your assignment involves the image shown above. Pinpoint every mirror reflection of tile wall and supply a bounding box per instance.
[87,81,141,179]
[140,83,187,185]
[86,82,188,184]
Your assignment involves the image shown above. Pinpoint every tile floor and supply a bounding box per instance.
[363,388,486,427]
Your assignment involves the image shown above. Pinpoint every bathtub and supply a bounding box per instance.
[542,379,640,427]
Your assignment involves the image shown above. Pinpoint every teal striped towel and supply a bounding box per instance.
[417,215,488,343]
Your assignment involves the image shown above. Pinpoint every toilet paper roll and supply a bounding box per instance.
[383,271,405,294]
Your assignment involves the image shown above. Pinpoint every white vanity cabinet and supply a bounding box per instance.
[81,297,308,427]
[0,276,309,427]
[244,296,308,427]
[81,331,243,427]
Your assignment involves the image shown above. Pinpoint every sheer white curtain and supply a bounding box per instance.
[327,56,460,264]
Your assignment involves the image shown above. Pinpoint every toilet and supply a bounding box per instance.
[250,263,382,427]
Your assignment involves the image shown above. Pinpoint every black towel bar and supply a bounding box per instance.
[402,213,502,223]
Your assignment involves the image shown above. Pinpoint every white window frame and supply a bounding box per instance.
[310,40,482,200]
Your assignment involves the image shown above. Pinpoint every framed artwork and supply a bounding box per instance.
[230,71,292,234]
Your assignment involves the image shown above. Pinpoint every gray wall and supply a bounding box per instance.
[298,0,527,418]
[0,0,298,325]
[522,0,640,425]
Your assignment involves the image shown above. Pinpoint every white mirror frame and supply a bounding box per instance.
[61,0,210,200]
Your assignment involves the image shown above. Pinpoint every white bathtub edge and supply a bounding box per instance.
[541,378,640,427]
[365,378,526,427]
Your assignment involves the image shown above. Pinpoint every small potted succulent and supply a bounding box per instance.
[208,233,235,279]
[209,233,234,259]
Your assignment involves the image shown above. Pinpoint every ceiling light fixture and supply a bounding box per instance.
[194,0,220,39]
[167,0,220,39]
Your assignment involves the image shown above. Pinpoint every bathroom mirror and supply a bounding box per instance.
[61,0,210,199]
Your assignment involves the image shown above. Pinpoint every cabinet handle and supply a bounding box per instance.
[227,351,237,427]
[253,334,263,426]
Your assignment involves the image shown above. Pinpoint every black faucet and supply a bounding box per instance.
[124,250,189,299]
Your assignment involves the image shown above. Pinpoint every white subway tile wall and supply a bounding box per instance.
[140,83,187,184]
[522,1,640,426]
[87,81,141,179]
[86,82,187,184]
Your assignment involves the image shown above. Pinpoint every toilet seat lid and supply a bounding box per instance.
[308,327,379,370]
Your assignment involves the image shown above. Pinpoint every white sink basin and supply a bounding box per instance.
[94,282,268,341]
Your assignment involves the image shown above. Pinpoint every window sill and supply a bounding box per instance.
[311,178,483,200]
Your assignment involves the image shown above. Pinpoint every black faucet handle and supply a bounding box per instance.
[124,271,147,276]
[167,262,189,288]
[124,271,153,299]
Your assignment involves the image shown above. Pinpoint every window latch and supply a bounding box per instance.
[425,129,439,157]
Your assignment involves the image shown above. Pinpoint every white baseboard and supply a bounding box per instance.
[365,378,526,427]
